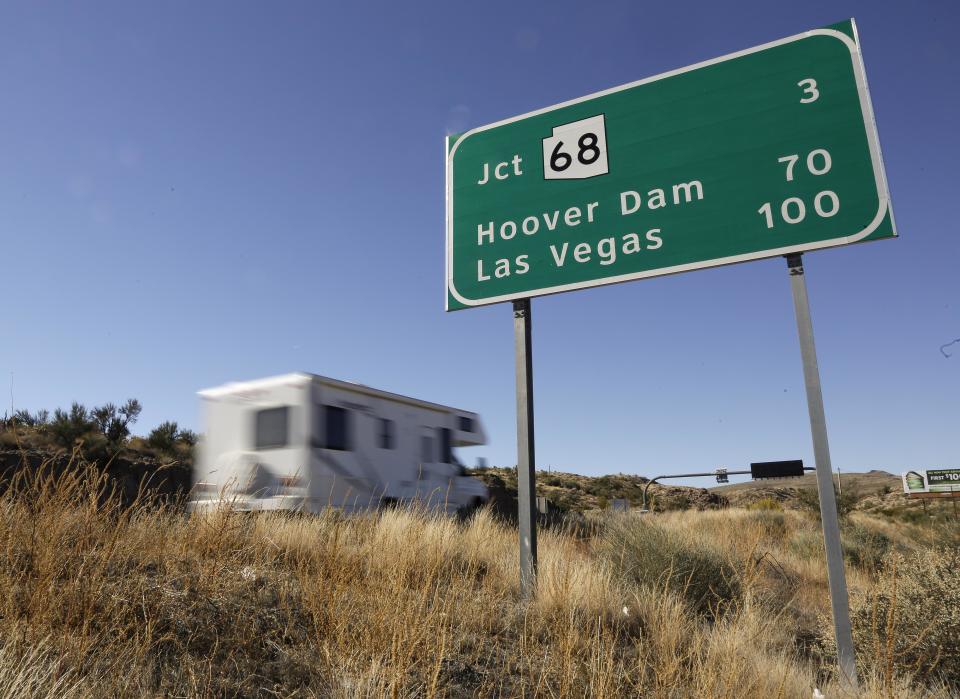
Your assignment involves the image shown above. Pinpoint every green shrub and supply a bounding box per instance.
[829,548,960,690]
[0,429,20,449]
[10,409,49,428]
[597,515,740,616]
[841,522,891,572]
[90,399,142,445]
[748,510,788,542]
[147,421,180,453]
[747,497,783,512]
[795,486,857,520]
[788,530,823,560]
[836,489,859,519]
[177,429,198,447]
[898,509,929,525]
[49,403,96,448]
[550,491,581,513]
[46,399,142,451]
[657,493,691,512]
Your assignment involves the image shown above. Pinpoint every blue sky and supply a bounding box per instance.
[2,1,957,485]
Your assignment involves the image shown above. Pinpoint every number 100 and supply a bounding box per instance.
[758,191,839,229]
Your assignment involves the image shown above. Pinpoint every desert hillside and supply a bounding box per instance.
[468,465,724,516]
[712,469,900,500]
[468,465,952,525]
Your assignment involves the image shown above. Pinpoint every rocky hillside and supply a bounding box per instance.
[467,466,727,515]
[711,468,901,504]
[467,466,957,526]
[1,406,193,508]
[0,447,191,508]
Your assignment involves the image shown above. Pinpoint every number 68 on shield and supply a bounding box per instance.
[542,114,609,180]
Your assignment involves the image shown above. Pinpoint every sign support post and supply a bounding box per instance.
[786,253,857,687]
[513,298,538,599]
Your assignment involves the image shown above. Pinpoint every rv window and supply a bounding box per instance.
[420,435,433,463]
[254,407,289,449]
[458,416,474,433]
[438,427,453,464]
[324,405,351,451]
[378,418,394,449]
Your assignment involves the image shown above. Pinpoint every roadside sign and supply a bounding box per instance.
[903,469,960,495]
[928,469,960,492]
[458,21,890,682]
[445,19,895,310]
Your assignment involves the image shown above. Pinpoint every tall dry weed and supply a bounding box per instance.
[0,637,86,698]
[596,512,742,615]
[0,455,954,697]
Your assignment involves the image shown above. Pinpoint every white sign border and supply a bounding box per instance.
[445,21,896,310]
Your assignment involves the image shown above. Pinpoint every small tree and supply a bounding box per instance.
[12,409,49,427]
[147,421,198,453]
[177,429,198,446]
[49,402,95,447]
[147,421,180,452]
[90,399,142,445]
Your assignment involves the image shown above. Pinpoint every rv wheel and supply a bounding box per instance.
[379,497,400,511]
[457,497,485,522]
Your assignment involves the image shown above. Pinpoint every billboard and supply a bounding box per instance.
[902,469,960,494]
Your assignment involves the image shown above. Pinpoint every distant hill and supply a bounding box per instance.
[711,469,901,507]
[467,466,727,515]
[465,467,949,523]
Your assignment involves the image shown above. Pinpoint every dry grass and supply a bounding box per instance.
[0,458,955,698]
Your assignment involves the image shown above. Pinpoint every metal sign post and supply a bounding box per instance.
[786,253,857,687]
[513,298,538,598]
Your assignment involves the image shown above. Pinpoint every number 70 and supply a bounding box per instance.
[778,149,832,181]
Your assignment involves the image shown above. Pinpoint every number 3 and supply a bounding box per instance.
[798,78,819,103]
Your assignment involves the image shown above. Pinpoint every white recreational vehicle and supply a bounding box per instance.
[189,373,489,514]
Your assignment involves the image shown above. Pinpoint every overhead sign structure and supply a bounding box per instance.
[902,469,960,495]
[751,460,805,480]
[445,20,895,310]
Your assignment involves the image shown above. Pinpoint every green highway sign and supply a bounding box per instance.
[445,19,895,310]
